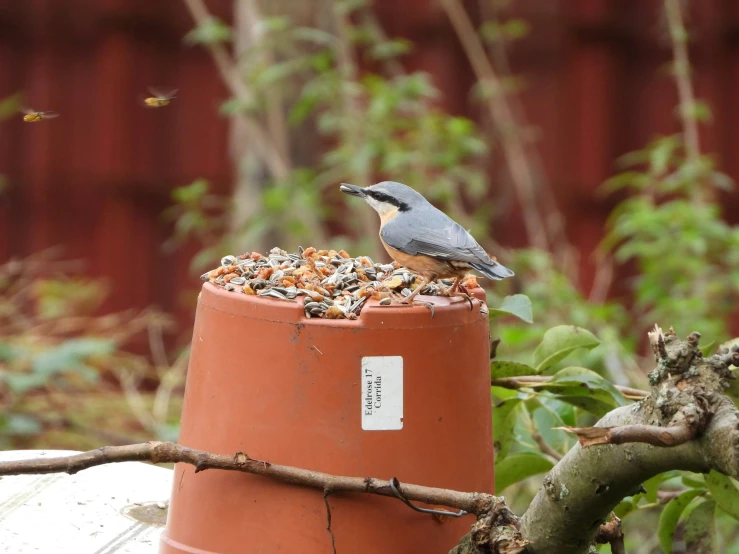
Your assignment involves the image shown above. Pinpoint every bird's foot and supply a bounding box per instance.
[448,284,475,310]
[378,294,436,318]
[401,298,436,318]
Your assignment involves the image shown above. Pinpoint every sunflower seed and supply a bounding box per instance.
[258,289,291,301]
[204,246,467,319]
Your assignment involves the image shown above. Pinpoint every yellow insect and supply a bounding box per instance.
[21,108,60,122]
[143,87,178,108]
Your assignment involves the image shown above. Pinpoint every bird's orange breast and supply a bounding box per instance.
[380,240,471,280]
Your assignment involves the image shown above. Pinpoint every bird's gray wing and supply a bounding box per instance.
[381,214,493,265]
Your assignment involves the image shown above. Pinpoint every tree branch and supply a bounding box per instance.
[491,375,649,400]
[557,423,695,448]
[664,0,700,165]
[519,330,739,554]
[181,0,290,179]
[440,0,549,253]
[595,514,626,554]
[0,441,495,517]
[532,431,563,462]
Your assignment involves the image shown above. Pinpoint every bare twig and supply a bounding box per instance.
[358,9,405,78]
[491,375,649,400]
[116,369,158,432]
[181,0,290,179]
[0,442,495,516]
[332,4,382,259]
[489,337,500,360]
[532,432,563,462]
[147,318,170,370]
[556,424,696,448]
[440,0,549,253]
[152,349,189,424]
[237,0,290,163]
[589,251,614,304]
[658,489,689,504]
[648,324,669,360]
[664,0,700,165]
[595,514,626,554]
[477,0,576,279]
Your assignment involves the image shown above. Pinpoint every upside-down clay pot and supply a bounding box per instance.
[159,282,494,554]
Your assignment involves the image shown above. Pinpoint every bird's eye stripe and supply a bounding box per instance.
[365,189,410,211]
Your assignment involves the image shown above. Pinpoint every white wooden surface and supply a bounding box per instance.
[0,450,172,553]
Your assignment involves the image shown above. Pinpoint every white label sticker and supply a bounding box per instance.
[361,356,403,430]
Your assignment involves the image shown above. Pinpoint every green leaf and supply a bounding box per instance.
[334,0,367,16]
[289,87,321,125]
[31,338,114,377]
[261,16,290,32]
[494,451,553,492]
[642,472,678,503]
[709,171,734,191]
[219,97,257,116]
[682,473,706,489]
[369,39,411,60]
[530,396,575,451]
[254,59,307,88]
[185,17,232,45]
[658,489,704,554]
[491,386,520,401]
[532,326,600,372]
[489,294,533,323]
[4,414,42,435]
[679,100,713,123]
[292,27,335,46]
[493,397,522,460]
[699,340,716,357]
[4,373,49,395]
[0,342,28,362]
[649,136,678,175]
[613,497,638,519]
[705,471,739,521]
[0,93,22,120]
[531,367,625,417]
[490,361,537,379]
[683,500,717,553]
[172,179,208,205]
[154,423,181,442]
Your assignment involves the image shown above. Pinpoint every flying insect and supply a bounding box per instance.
[143,88,178,108]
[21,108,60,122]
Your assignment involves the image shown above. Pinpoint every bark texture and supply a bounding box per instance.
[518,328,739,554]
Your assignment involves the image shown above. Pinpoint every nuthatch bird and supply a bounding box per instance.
[340,181,514,307]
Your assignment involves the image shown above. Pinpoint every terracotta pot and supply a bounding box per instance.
[160,283,494,554]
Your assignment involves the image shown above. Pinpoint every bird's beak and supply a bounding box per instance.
[339,183,366,198]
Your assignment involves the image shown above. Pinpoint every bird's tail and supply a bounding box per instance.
[470,261,515,281]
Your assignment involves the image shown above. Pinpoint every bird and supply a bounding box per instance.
[339,181,514,308]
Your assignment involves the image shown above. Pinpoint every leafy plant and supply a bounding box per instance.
[0,252,185,448]
[174,0,491,270]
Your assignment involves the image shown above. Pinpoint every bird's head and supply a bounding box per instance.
[339,181,426,220]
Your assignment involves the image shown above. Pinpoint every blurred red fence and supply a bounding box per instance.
[1,0,738,331]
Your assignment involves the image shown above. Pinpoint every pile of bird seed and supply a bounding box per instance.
[201,246,479,320]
